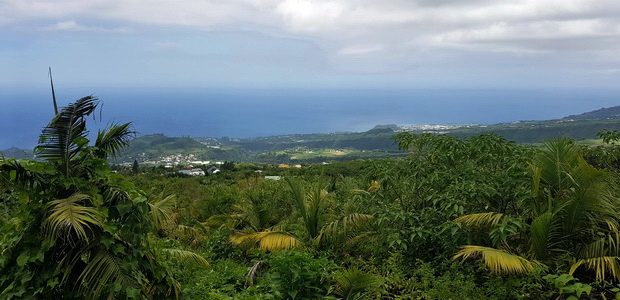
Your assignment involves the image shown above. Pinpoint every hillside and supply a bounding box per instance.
[0,147,32,159]
[118,131,402,164]
[449,119,620,143]
[114,107,620,164]
[118,134,208,161]
[564,105,620,120]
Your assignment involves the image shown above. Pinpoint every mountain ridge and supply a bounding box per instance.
[563,105,620,120]
[3,105,620,161]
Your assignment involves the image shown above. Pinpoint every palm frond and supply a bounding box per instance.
[286,178,307,217]
[454,212,505,228]
[36,95,98,175]
[345,231,381,249]
[202,214,239,229]
[102,185,131,206]
[94,122,134,159]
[561,160,617,235]
[534,138,581,198]
[230,230,301,251]
[529,212,557,259]
[332,268,382,300]
[570,229,620,281]
[148,194,176,230]
[317,213,374,243]
[44,193,104,242]
[172,224,204,245]
[256,231,301,251]
[161,248,209,267]
[307,184,328,239]
[570,257,620,282]
[454,245,538,274]
[286,178,328,239]
[0,160,49,189]
[78,250,138,299]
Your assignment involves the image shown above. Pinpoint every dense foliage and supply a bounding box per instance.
[0,97,205,299]
[4,97,620,299]
[129,129,620,298]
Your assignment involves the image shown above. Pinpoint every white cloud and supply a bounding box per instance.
[276,0,344,32]
[3,1,619,47]
[2,0,620,76]
[40,20,128,32]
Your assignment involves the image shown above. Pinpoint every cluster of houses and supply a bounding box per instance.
[177,165,220,177]
[125,153,318,179]
[277,163,302,169]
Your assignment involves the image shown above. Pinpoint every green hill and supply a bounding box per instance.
[0,147,32,159]
[109,105,620,163]
[449,119,620,143]
[117,134,207,161]
[563,105,620,120]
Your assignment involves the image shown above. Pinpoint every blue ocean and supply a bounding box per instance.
[1,87,619,149]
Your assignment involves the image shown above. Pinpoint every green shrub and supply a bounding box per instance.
[267,250,336,299]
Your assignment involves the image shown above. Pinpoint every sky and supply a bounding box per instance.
[1,0,620,89]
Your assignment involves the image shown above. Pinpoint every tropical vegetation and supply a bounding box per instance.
[3,95,620,299]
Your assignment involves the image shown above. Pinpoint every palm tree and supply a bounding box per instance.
[35,95,134,176]
[454,138,620,281]
[219,178,373,251]
[0,96,204,299]
[206,188,301,251]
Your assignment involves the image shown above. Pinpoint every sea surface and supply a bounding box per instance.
[1,87,619,149]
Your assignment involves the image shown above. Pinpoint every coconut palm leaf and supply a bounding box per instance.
[317,213,374,244]
[77,250,139,300]
[203,202,269,231]
[286,177,307,218]
[332,268,382,300]
[36,95,98,175]
[345,231,381,249]
[287,178,328,239]
[171,224,204,246]
[533,138,581,198]
[161,248,209,267]
[0,160,49,190]
[306,185,328,239]
[529,212,561,259]
[255,231,301,251]
[44,193,104,242]
[202,213,241,229]
[454,245,538,274]
[561,161,617,236]
[570,229,620,281]
[454,212,505,228]
[570,257,620,282]
[148,194,176,230]
[230,230,301,251]
[94,122,134,159]
[102,185,131,207]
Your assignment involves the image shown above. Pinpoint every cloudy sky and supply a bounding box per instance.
[1,0,620,89]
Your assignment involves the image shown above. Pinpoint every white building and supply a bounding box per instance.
[177,169,205,176]
[206,166,221,175]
